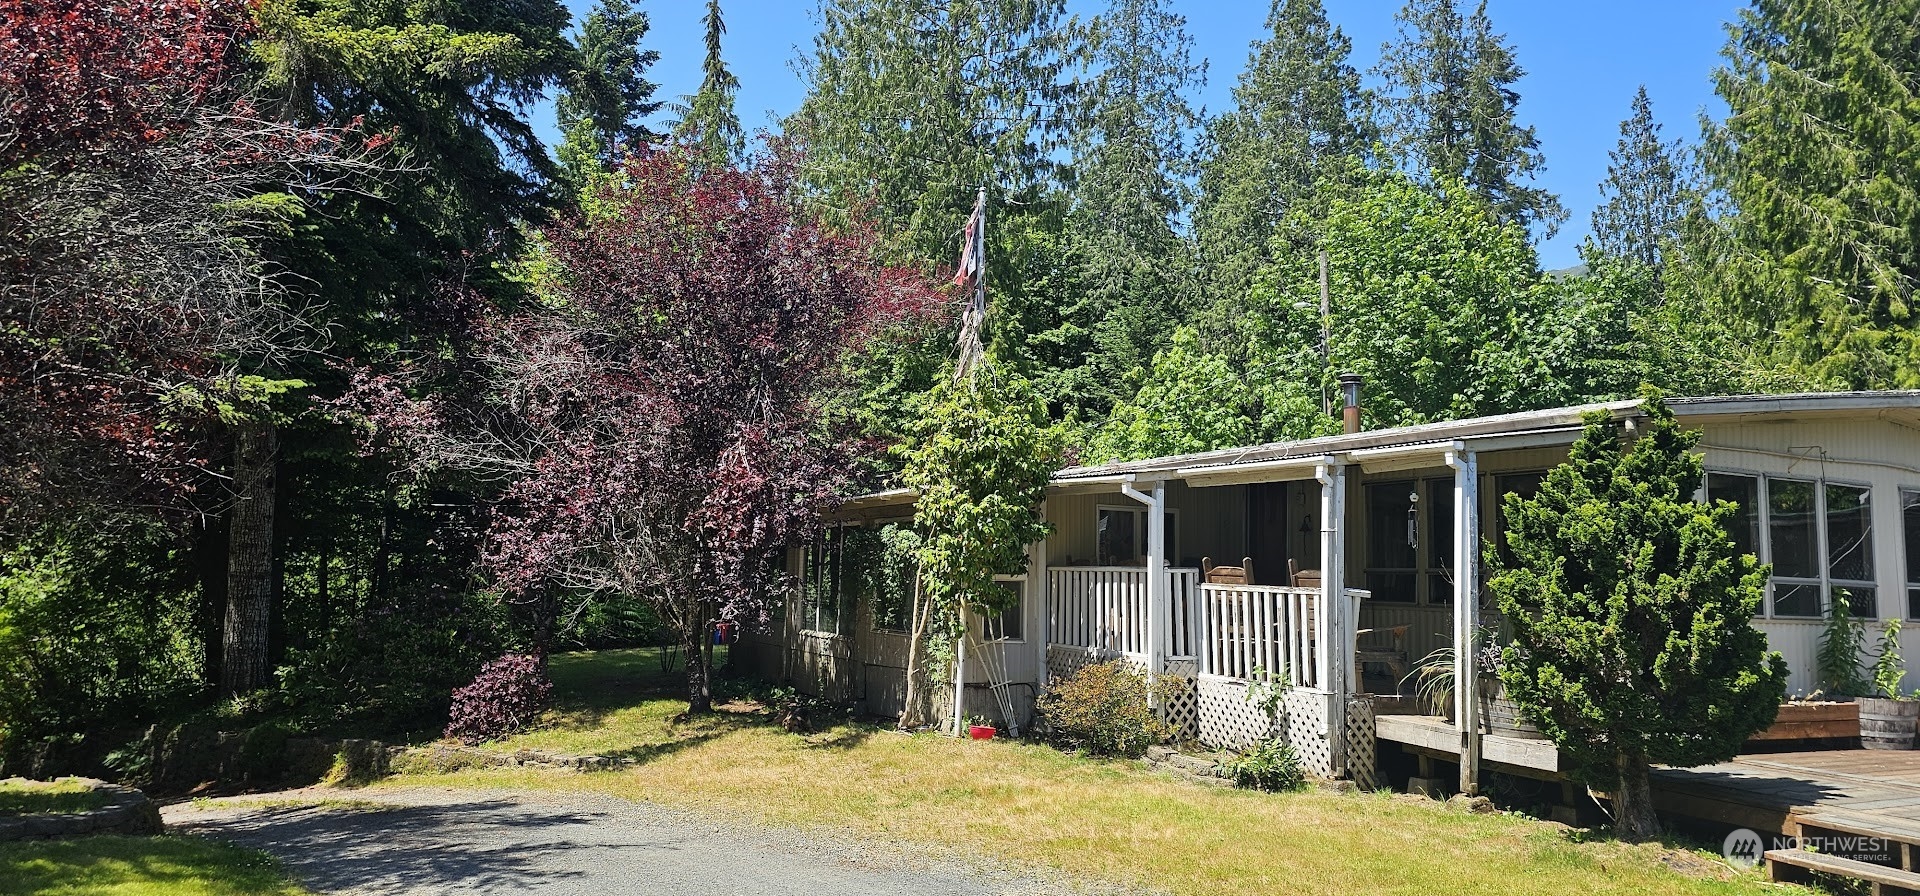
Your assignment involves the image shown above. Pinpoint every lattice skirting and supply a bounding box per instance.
[1344,696,1378,790]
[1193,678,1345,779]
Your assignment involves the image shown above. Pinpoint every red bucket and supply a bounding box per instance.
[968,724,996,740]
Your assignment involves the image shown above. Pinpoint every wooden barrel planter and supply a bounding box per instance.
[1479,683,1543,739]
[1857,697,1919,750]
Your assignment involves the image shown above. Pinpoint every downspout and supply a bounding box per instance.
[1445,445,1482,796]
[1120,478,1167,708]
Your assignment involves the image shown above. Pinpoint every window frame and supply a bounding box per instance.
[1902,488,1920,620]
[1364,476,1462,606]
[800,526,847,636]
[1093,504,1179,567]
[1703,467,1880,620]
[981,574,1027,643]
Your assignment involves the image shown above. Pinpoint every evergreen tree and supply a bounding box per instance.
[1705,0,1920,388]
[1374,0,1565,237]
[556,0,663,187]
[670,0,744,169]
[789,0,1079,262]
[790,0,1083,446]
[1193,0,1369,308]
[1589,86,1695,280]
[1489,397,1787,841]
[1061,0,1205,418]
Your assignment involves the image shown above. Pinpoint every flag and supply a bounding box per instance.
[952,192,984,288]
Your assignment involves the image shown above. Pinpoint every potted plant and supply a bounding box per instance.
[1859,619,1918,751]
[966,715,997,740]
[1406,645,1457,722]
[1477,642,1543,740]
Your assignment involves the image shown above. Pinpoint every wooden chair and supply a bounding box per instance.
[1201,557,1254,585]
[1287,558,1320,590]
[1354,625,1411,695]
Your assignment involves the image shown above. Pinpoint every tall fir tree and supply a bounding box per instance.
[556,0,662,189]
[1060,0,1205,418]
[1589,86,1695,280]
[1193,0,1369,310]
[1374,0,1565,237]
[791,0,1084,445]
[789,0,1079,263]
[670,0,744,169]
[1705,0,1920,388]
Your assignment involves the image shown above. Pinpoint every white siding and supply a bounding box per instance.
[1699,417,1920,694]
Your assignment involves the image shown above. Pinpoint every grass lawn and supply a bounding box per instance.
[381,647,1784,896]
[0,836,308,896]
[0,779,113,815]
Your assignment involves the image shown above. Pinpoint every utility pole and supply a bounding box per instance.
[1319,249,1332,418]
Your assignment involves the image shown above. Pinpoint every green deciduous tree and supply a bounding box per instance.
[669,0,744,170]
[1489,398,1787,841]
[1374,0,1565,237]
[896,367,1062,728]
[1705,0,1920,387]
[1090,327,1331,463]
[1194,0,1370,307]
[1589,86,1696,281]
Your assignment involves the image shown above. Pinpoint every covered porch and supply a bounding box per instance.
[1033,418,1595,792]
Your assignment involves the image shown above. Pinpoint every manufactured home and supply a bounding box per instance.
[734,390,1920,791]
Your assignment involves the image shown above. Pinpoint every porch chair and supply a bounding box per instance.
[1286,562,1408,694]
[1201,557,1254,585]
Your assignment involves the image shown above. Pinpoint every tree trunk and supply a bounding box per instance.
[684,597,712,714]
[221,421,278,698]
[1612,749,1661,842]
[899,571,937,729]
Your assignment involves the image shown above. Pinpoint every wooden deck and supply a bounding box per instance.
[1374,713,1564,775]
[1653,750,1920,836]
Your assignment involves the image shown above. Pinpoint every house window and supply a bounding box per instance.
[1095,505,1176,566]
[1707,472,1877,619]
[985,576,1024,641]
[1490,471,1546,566]
[1707,473,1761,562]
[1364,478,1459,604]
[801,528,844,634]
[1364,480,1418,602]
[1904,490,1920,619]
[850,524,912,634]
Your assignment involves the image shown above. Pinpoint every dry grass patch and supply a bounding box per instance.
[0,779,112,815]
[375,648,1784,896]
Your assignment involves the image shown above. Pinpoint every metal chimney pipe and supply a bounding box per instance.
[1339,372,1363,434]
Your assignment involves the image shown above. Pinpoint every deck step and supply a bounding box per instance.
[1766,848,1920,894]
[1799,810,1920,846]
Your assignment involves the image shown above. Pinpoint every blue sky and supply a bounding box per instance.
[540,1,1740,269]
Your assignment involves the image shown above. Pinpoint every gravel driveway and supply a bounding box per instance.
[165,787,1135,896]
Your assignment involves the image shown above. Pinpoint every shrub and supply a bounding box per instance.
[1221,736,1306,792]
[1035,660,1173,758]
[445,653,552,745]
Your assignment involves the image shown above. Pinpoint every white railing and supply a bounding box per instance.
[1199,583,1324,689]
[1167,567,1199,658]
[1046,567,1201,660]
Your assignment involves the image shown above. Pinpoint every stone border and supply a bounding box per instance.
[389,744,638,775]
[0,777,163,841]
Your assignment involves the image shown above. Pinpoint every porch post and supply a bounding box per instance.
[1146,482,1168,700]
[1033,499,1050,691]
[1318,462,1351,775]
[1447,447,1482,796]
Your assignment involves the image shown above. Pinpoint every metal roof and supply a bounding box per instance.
[832,390,1920,512]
